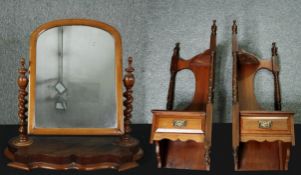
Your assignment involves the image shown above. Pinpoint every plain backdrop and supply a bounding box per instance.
[0,0,301,124]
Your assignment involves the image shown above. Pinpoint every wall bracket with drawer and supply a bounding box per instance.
[150,21,217,171]
[231,21,295,171]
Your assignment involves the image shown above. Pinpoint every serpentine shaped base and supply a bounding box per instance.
[5,136,143,171]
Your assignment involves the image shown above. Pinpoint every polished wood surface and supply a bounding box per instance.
[3,124,301,174]
[241,116,290,134]
[239,141,292,171]
[5,19,143,171]
[240,113,293,134]
[151,111,206,142]
[231,20,295,171]
[120,57,135,143]
[153,111,205,131]
[5,136,143,171]
[12,58,33,146]
[164,141,206,170]
[150,20,217,170]
[6,57,143,171]
[28,19,124,135]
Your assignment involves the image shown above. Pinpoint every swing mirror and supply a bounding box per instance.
[28,19,123,135]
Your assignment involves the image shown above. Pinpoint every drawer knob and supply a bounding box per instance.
[258,120,272,129]
[173,120,187,128]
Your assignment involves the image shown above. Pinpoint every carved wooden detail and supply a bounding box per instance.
[155,141,162,168]
[5,57,143,171]
[5,19,143,171]
[12,58,33,147]
[5,136,143,171]
[231,21,295,171]
[166,43,180,110]
[271,43,282,111]
[120,57,136,145]
[150,20,217,170]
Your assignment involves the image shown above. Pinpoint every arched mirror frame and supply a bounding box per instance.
[28,19,124,135]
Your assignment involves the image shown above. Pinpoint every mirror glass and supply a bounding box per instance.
[34,26,117,128]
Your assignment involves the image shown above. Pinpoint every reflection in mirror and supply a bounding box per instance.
[35,26,116,128]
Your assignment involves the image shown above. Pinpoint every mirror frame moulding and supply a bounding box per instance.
[28,19,124,135]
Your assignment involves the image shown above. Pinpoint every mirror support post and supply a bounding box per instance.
[120,57,137,145]
[12,58,33,146]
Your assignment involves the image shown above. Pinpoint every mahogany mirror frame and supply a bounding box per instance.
[28,19,124,135]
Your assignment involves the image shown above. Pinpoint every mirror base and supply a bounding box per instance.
[4,136,143,171]
[11,136,33,147]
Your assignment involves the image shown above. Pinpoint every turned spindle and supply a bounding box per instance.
[204,148,211,170]
[166,43,180,110]
[232,20,237,34]
[121,57,135,143]
[211,20,217,35]
[13,58,33,146]
[272,42,281,111]
[208,20,217,103]
[210,20,217,50]
[232,52,238,103]
[231,21,239,170]
[232,20,238,103]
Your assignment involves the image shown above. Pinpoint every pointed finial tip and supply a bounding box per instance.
[126,56,134,73]
[271,42,278,56]
[128,57,133,64]
[232,20,237,34]
[20,58,25,66]
[176,42,180,47]
[211,20,217,34]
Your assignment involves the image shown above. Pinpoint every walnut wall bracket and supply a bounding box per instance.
[150,20,217,170]
[231,20,295,171]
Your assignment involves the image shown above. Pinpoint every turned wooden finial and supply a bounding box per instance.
[210,20,217,50]
[272,42,278,56]
[13,58,33,146]
[172,43,180,68]
[19,58,26,72]
[121,57,135,143]
[271,42,279,72]
[232,20,237,34]
[232,20,238,52]
[173,43,180,56]
[126,57,134,73]
[211,20,217,35]
[18,58,28,92]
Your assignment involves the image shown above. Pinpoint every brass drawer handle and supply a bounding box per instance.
[173,120,187,128]
[258,120,272,129]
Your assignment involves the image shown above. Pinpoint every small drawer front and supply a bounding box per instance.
[157,117,204,131]
[241,116,291,134]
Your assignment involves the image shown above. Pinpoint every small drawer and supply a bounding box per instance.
[157,117,204,130]
[152,111,206,134]
[240,116,291,134]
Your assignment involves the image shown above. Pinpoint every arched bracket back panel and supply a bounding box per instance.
[173,49,213,111]
[237,51,276,111]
